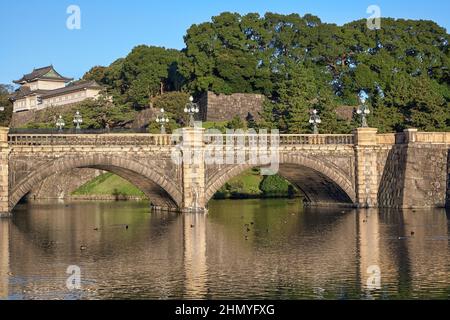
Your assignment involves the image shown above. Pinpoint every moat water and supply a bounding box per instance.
[0,199,449,300]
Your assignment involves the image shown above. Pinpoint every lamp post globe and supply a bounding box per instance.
[309,109,321,135]
[73,111,83,130]
[184,96,200,127]
[156,108,170,134]
[357,92,370,128]
[56,115,65,131]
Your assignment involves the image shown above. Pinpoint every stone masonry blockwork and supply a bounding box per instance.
[1,127,450,216]
[199,92,265,122]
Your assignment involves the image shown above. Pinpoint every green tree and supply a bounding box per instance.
[0,84,13,127]
[82,66,107,83]
[180,12,450,132]
[268,62,323,133]
[259,175,291,197]
[408,76,449,131]
[152,91,190,126]
[67,14,450,133]
[369,102,404,133]
[181,12,273,94]
[226,115,247,130]
[121,45,185,109]
[83,45,185,111]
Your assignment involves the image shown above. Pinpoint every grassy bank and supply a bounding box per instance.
[72,172,146,198]
[213,168,301,199]
[73,169,300,200]
[214,168,264,199]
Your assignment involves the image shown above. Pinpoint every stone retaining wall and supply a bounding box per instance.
[402,144,449,208]
[199,91,265,122]
[447,153,450,208]
[376,142,449,208]
[377,145,408,208]
[28,168,104,199]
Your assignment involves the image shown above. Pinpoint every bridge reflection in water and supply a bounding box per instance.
[0,220,9,299]
[183,213,208,298]
[0,200,449,299]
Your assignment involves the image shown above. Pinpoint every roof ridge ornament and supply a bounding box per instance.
[13,65,73,84]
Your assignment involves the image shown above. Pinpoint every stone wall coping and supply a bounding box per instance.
[415,132,450,144]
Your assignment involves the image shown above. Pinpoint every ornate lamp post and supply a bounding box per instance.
[56,115,65,131]
[156,108,170,134]
[357,93,370,128]
[73,111,83,130]
[309,109,321,134]
[184,96,199,127]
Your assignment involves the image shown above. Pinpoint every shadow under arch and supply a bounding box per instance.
[9,154,183,212]
[205,158,356,207]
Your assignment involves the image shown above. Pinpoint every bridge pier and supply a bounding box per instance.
[180,128,208,213]
[354,128,379,208]
[0,128,9,217]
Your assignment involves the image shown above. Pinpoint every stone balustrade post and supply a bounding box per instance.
[0,127,9,217]
[403,128,418,144]
[354,127,379,208]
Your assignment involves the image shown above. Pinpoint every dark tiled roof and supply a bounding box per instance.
[40,81,104,98]
[13,65,73,84]
[9,87,50,101]
[9,81,104,101]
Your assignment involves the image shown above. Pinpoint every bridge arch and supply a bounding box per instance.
[205,154,356,206]
[9,154,182,212]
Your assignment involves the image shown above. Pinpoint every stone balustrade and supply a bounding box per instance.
[204,134,354,146]
[8,134,177,146]
[279,134,354,145]
[8,131,450,148]
[7,133,356,149]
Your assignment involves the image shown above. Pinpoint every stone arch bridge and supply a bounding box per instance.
[0,127,449,216]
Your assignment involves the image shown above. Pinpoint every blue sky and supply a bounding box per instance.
[0,0,449,84]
